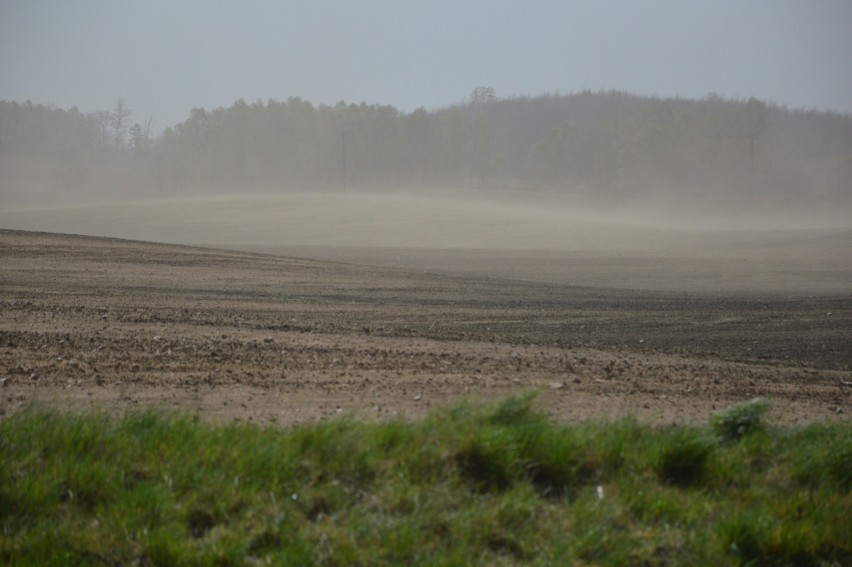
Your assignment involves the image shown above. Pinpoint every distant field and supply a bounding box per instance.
[1,191,851,293]
[1,191,705,249]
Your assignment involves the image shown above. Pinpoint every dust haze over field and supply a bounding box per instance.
[2,186,851,424]
[2,2,852,426]
[2,189,851,295]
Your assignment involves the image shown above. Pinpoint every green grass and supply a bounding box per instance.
[1,396,850,566]
[711,397,771,443]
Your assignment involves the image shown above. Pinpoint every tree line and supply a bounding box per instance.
[2,90,851,203]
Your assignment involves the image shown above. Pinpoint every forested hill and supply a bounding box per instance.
[2,91,851,206]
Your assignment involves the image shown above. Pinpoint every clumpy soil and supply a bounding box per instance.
[1,229,849,426]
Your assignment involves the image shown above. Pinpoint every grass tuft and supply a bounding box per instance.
[487,392,542,428]
[655,429,716,487]
[711,397,770,443]
[791,424,852,492]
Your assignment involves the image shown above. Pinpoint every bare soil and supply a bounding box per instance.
[1,229,850,426]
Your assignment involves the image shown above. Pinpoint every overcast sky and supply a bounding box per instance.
[2,1,851,130]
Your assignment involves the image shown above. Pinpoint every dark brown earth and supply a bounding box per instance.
[1,229,850,426]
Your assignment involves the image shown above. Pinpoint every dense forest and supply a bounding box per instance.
[2,90,851,206]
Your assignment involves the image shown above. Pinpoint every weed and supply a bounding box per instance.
[487,392,542,428]
[712,398,770,443]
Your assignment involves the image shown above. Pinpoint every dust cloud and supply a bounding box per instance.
[2,91,851,294]
[1,189,849,295]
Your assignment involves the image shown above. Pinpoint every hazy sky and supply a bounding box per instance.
[2,0,851,130]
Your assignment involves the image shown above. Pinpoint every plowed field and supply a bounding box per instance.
[2,228,849,425]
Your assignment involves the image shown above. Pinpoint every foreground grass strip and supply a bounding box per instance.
[1,397,850,565]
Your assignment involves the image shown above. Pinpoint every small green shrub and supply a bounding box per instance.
[712,398,770,443]
[488,393,542,428]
